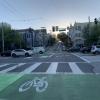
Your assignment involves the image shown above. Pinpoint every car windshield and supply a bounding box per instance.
[14,49,24,51]
[0,0,100,100]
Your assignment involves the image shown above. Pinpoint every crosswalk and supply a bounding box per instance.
[0,62,94,74]
[69,63,84,74]
[46,62,58,74]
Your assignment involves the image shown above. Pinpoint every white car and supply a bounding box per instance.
[91,45,100,54]
[11,49,33,57]
[32,47,45,54]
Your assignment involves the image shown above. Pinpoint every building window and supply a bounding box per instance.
[78,26,81,31]
[75,33,78,37]
[27,34,29,38]
[75,26,81,31]
[29,34,30,38]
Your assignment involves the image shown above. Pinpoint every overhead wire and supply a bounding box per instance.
[0,0,20,18]
[4,0,25,17]
[0,0,44,25]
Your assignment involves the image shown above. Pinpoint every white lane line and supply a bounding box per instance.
[46,62,58,74]
[69,62,84,74]
[40,56,48,58]
[21,63,41,74]
[48,53,55,57]
[0,57,11,59]
[40,54,54,58]
[72,53,90,63]
[0,64,9,68]
[24,57,32,59]
[15,62,90,64]
[0,63,26,73]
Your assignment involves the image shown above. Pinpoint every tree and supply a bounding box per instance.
[83,23,100,46]
[47,34,56,46]
[0,23,12,51]
[57,32,72,47]
[0,22,23,51]
[83,24,91,46]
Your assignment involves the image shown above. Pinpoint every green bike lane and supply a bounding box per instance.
[0,74,100,100]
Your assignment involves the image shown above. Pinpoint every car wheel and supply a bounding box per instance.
[25,53,29,57]
[12,53,16,57]
[93,51,99,55]
[84,51,87,53]
[95,51,99,55]
[39,51,43,54]
[1,54,4,56]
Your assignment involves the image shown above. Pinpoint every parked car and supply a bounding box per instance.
[80,47,91,53]
[1,50,11,57]
[32,47,45,54]
[67,47,80,52]
[91,45,100,54]
[11,49,33,57]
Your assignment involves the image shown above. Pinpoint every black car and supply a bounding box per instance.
[80,47,91,53]
[1,50,11,57]
[67,47,80,52]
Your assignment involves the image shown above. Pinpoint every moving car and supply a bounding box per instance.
[91,45,100,54]
[80,47,91,53]
[32,47,45,54]
[0,50,11,57]
[11,49,33,57]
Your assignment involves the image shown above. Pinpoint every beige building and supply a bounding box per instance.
[67,22,94,47]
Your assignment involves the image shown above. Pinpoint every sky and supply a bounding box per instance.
[0,0,100,32]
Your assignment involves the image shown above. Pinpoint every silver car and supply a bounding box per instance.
[11,49,33,57]
[32,47,45,54]
[91,45,100,54]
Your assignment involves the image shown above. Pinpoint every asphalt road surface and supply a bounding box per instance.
[0,51,95,74]
[0,50,100,100]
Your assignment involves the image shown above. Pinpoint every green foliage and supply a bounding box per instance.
[0,23,23,51]
[57,32,72,47]
[47,34,56,46]
[83,24,100,46]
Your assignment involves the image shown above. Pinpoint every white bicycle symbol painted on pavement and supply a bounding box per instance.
[19,77,48,93]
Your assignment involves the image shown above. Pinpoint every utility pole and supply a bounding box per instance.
[20,39,22,49]
[88,16,90,34]
[2,22,4,52]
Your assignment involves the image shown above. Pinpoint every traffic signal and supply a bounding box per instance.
[94,18,98,25]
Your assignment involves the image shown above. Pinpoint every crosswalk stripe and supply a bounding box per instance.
[46,62,58,74]
[69,62,84,74]
[0,62,93,74]
[0,64,9,68]
[21,63,41,74]
[0,63,26,73]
